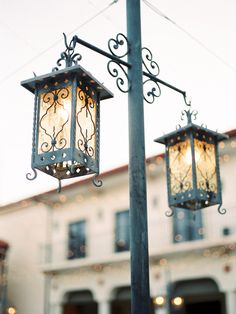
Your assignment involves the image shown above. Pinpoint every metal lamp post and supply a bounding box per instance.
[21,1,226,313]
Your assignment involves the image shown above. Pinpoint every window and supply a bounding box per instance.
[173,208,204,243]
[115,210,130,252]
[68,220,86,259]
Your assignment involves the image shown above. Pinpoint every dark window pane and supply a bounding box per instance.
[68,220,86,259]
[173,208,204,243]
[115,210,130,252]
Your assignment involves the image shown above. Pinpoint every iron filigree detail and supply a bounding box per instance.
[76,88,96,157]
[39,87,70,153]
[181,107,198,124]
[108,33,129,58]
[107,61,130,93]
[53,33,82,71]
[143,79,161,103]
[107,33,130,93]
[142,47,161,103]
[142,47,160,76]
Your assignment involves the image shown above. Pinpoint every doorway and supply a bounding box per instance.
[63,290,97,314]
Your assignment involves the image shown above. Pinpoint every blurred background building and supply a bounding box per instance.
[0,130,236,314]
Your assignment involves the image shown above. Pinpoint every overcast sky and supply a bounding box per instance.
[0,0,236,205]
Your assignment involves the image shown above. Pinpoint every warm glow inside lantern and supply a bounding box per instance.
[155,110,227,211]
[21,65,113,181]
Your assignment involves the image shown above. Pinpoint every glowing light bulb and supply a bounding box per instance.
[8,307,16,314]
[153,296,165,306]
[172,296,184,307]
[185,147,200,165]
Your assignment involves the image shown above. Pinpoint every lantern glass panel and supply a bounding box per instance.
[169,139,193,195]
[194,139,217,193]
[75,87,97,159]
[38,86,72,154]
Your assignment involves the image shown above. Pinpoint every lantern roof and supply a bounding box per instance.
[21,64,114,101]
[154,120,228,144]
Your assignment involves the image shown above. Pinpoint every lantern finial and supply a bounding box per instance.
[52,33,82,71]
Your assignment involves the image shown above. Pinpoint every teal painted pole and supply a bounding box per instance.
[126,1,151,313]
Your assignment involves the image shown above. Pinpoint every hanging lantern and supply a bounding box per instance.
[154,108,227,214]
[21,34,113,187]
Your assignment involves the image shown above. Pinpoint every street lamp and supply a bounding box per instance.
[20,1,226,314]
[155,108,227,215]
[21,49,113,190]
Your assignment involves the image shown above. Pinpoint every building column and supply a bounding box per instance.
[226,290,236,314]
[98,299,110,314]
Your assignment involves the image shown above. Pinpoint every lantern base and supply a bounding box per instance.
[169,190,221,211]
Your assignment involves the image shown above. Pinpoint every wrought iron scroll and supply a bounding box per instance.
[107,33,130,93]
[142,47,161,103]
[92,174,103,187]
[53,33,82,71]
[165,207,174,217]
[218,203,226,215]
[26,168,37,181]
[39,88,70,153]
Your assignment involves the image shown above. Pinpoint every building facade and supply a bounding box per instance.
[0,131,236,314]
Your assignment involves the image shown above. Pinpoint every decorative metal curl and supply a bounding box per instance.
[165,207,174,217]
[108,33,129,58]
[142,47,160,77]
[92,174,103,188]
[218,203,226,215]
[52,33,82,71]
[201,123,208,129]
[26,168,37,181]
[143,79,161,104]
[107,60,130,93]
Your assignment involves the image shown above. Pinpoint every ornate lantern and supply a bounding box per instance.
[21,35,113,189]
[154,108,227,214]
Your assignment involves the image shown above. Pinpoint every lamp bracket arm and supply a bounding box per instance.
[73,35,131,68]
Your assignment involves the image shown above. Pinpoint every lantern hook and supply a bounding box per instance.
[26,168,37,181]
[183,93,191,107]
[92,174,103,188]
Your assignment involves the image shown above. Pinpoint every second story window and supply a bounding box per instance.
[173,208,204,243]
[115,210,130,252]
[68,220,86,259]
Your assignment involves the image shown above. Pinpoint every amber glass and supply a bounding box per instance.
[75,87,97,159]
[169,139,193,195]
[194,139,217,193]
[38,86,72,154]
